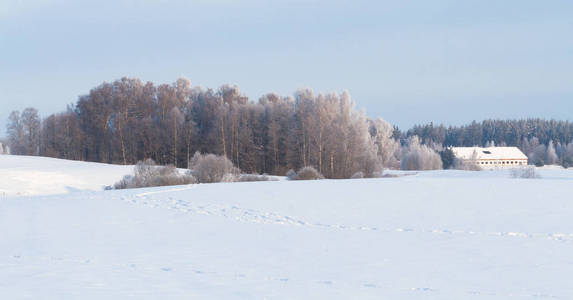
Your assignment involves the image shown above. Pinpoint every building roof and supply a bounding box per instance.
[451,147,528,160]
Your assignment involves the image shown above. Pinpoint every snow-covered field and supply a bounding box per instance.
[0,155,131,196]
[1,155,573,299]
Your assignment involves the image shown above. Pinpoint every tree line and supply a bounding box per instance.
[7,77,571,173]
[403,120,573,167]
[6,77,404,178]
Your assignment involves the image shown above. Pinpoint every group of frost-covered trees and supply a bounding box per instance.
[6,77,414,178]
[5,108,40,156]
[7,77,572,176]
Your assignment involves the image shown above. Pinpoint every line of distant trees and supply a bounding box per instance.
[402,120,573,167]
[6,77,572,174]
[6,77,409,178]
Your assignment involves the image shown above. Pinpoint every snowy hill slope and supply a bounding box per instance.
[0,155,131,196]
[1,156,573,299]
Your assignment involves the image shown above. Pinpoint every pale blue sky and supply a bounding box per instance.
[1,0,572,136]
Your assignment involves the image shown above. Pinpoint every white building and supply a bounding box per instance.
[452,147,528,169]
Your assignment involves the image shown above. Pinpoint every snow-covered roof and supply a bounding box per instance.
[451,147,528,160]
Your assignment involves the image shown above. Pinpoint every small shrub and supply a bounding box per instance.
[379,173,401,178]
[400,137,443,170]
[454,159,482,171]
[148,166,197,187]
[189,152,240,183]
[286,169,297,180]
[238,174,279,182]
[221,173,238,183]
[114,175,136,189]
[510,166,539,179]
[288,166,324,180]
[368,171,385,178]
[561,158,572,169]
[350,171,364,179]
[113,159,196,189]
[134,159,159,182]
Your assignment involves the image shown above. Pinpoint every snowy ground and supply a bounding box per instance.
[0,155,131,196]
[1,155,573,299]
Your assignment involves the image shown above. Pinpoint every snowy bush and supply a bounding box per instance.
[148,165,196,187]
[113,175,136,190]
[527,141,548,166]
[0,142,9,155]
[546,141,558,165]
[114,159,196,189]
[562,156,573,169]
[369,118,401,169]
[189,152,240,183]
[238,174,279,182]
[455,159,481,171]
[400,137,443,170]
[454,150,481,171]
[286,169,297,180]
[510,166,539,179]
[288,166,324,180]
[561,143,573,168]
[134,159,160,183]
[350,171,364,179]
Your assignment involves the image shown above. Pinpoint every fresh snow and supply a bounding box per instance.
[0,155,131,196]
[1,156,573,299]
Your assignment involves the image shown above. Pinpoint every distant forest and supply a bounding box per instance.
[404,120,573,148]
[401,120,573,166]
[5,77,573,176]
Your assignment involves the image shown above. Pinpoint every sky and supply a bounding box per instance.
[1,0,572,137]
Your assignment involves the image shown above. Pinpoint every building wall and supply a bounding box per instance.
[474,159,527,169]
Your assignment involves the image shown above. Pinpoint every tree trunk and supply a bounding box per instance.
[220,118,227,158]
[118,118,127,165]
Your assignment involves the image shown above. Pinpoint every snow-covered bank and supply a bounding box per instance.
[1,156,573,299]
[0,155,131,196]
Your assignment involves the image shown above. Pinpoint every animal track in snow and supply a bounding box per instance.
[119,193,573,244]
